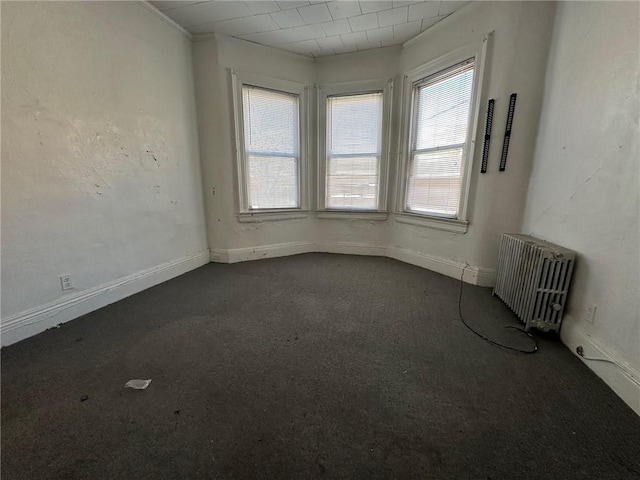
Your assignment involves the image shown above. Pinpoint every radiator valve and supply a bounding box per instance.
[551,302,563,312]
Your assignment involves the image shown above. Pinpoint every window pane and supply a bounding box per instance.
[328,93,382,155]
[406,148,463,217]
[414,63,474,150]
[243,86,298,155]
[248,156,298,209]
[407,60,475,217]
[242,85,299,209]
[327,156,378,209]
[326,92,383,210]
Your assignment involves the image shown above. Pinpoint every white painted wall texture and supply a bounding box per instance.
[193,1,556,282]
[521,1,640,414]
[1,2,208,340]
[193,35,317,255]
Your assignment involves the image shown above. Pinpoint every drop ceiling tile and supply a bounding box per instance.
[326,1,361,20]
[277,1,309,9]
[156,0,467,55]
[377,6,408,27]
[348,13,378,32]
[241,28,302,45]
[152,1,202,11]
[340,30,367,45]
[332,43,353,54]
[319,18,352,36]
[245,1,281,15]
[295,23,326,40]
[360,1,393,14]
[271,8,305,27]
[366,26,393,42]
[316,35,344,50]
[407,1,439,21]
[195,14,279,36]
[297,3,333,24]
[393,20,421,39]
[168,1,253,27]
[439,1,470,16]
[282,39,322,55]
[392,1,423,7]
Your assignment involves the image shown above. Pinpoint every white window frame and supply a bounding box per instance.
[395,36,489,234]
[317,78,393,220]
[231,70,310,222]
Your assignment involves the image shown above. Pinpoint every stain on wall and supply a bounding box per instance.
[1,1,208,318]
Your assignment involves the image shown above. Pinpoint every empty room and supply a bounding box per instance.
[1,0,639,478]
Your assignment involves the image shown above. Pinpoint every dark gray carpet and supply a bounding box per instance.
[2,253,639,479]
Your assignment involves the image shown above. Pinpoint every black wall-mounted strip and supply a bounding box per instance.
[480,99,495,174]
[499,93,517,172]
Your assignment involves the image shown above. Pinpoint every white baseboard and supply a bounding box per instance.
[387,246,495,286]
[210,241,495,287]
[316,241,388,257]
[211,242,314,263]
[212,241,388,263]
[1,249,211,348]
[560,318,640,416]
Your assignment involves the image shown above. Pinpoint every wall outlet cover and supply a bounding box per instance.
[60,275,73,291]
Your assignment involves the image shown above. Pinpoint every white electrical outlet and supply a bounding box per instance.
[60,275,73,291]
[585,304,597,324]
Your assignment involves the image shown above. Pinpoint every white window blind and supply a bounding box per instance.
[406,59,475,217]
[242,85,299,210]
[326,92,383,210]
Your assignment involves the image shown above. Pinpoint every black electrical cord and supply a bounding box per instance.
[459,265,538,354]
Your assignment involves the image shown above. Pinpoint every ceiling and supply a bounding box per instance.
[151,1,471,57]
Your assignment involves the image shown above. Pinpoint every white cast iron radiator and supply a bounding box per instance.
[493,234,576,333]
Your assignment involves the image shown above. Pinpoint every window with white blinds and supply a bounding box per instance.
[242,85,300,210]
[325,92,383,210]
[406,59,475,218]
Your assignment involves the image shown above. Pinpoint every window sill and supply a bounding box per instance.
[238,210,309,223]
[394,212,468,234]
[316,210,388,221]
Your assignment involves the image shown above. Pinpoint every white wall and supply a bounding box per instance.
[193,1,556,283]
[391,0,556,277]
[1,1,209,345]
[522,1,640,414]
[193,35,317,257]
[314,47,400,254]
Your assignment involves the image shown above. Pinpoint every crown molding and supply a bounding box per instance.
[139,1,193,40]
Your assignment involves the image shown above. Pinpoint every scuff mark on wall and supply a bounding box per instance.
[1,0,208,319]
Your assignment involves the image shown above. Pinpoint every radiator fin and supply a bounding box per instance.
[493,234,576,333]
